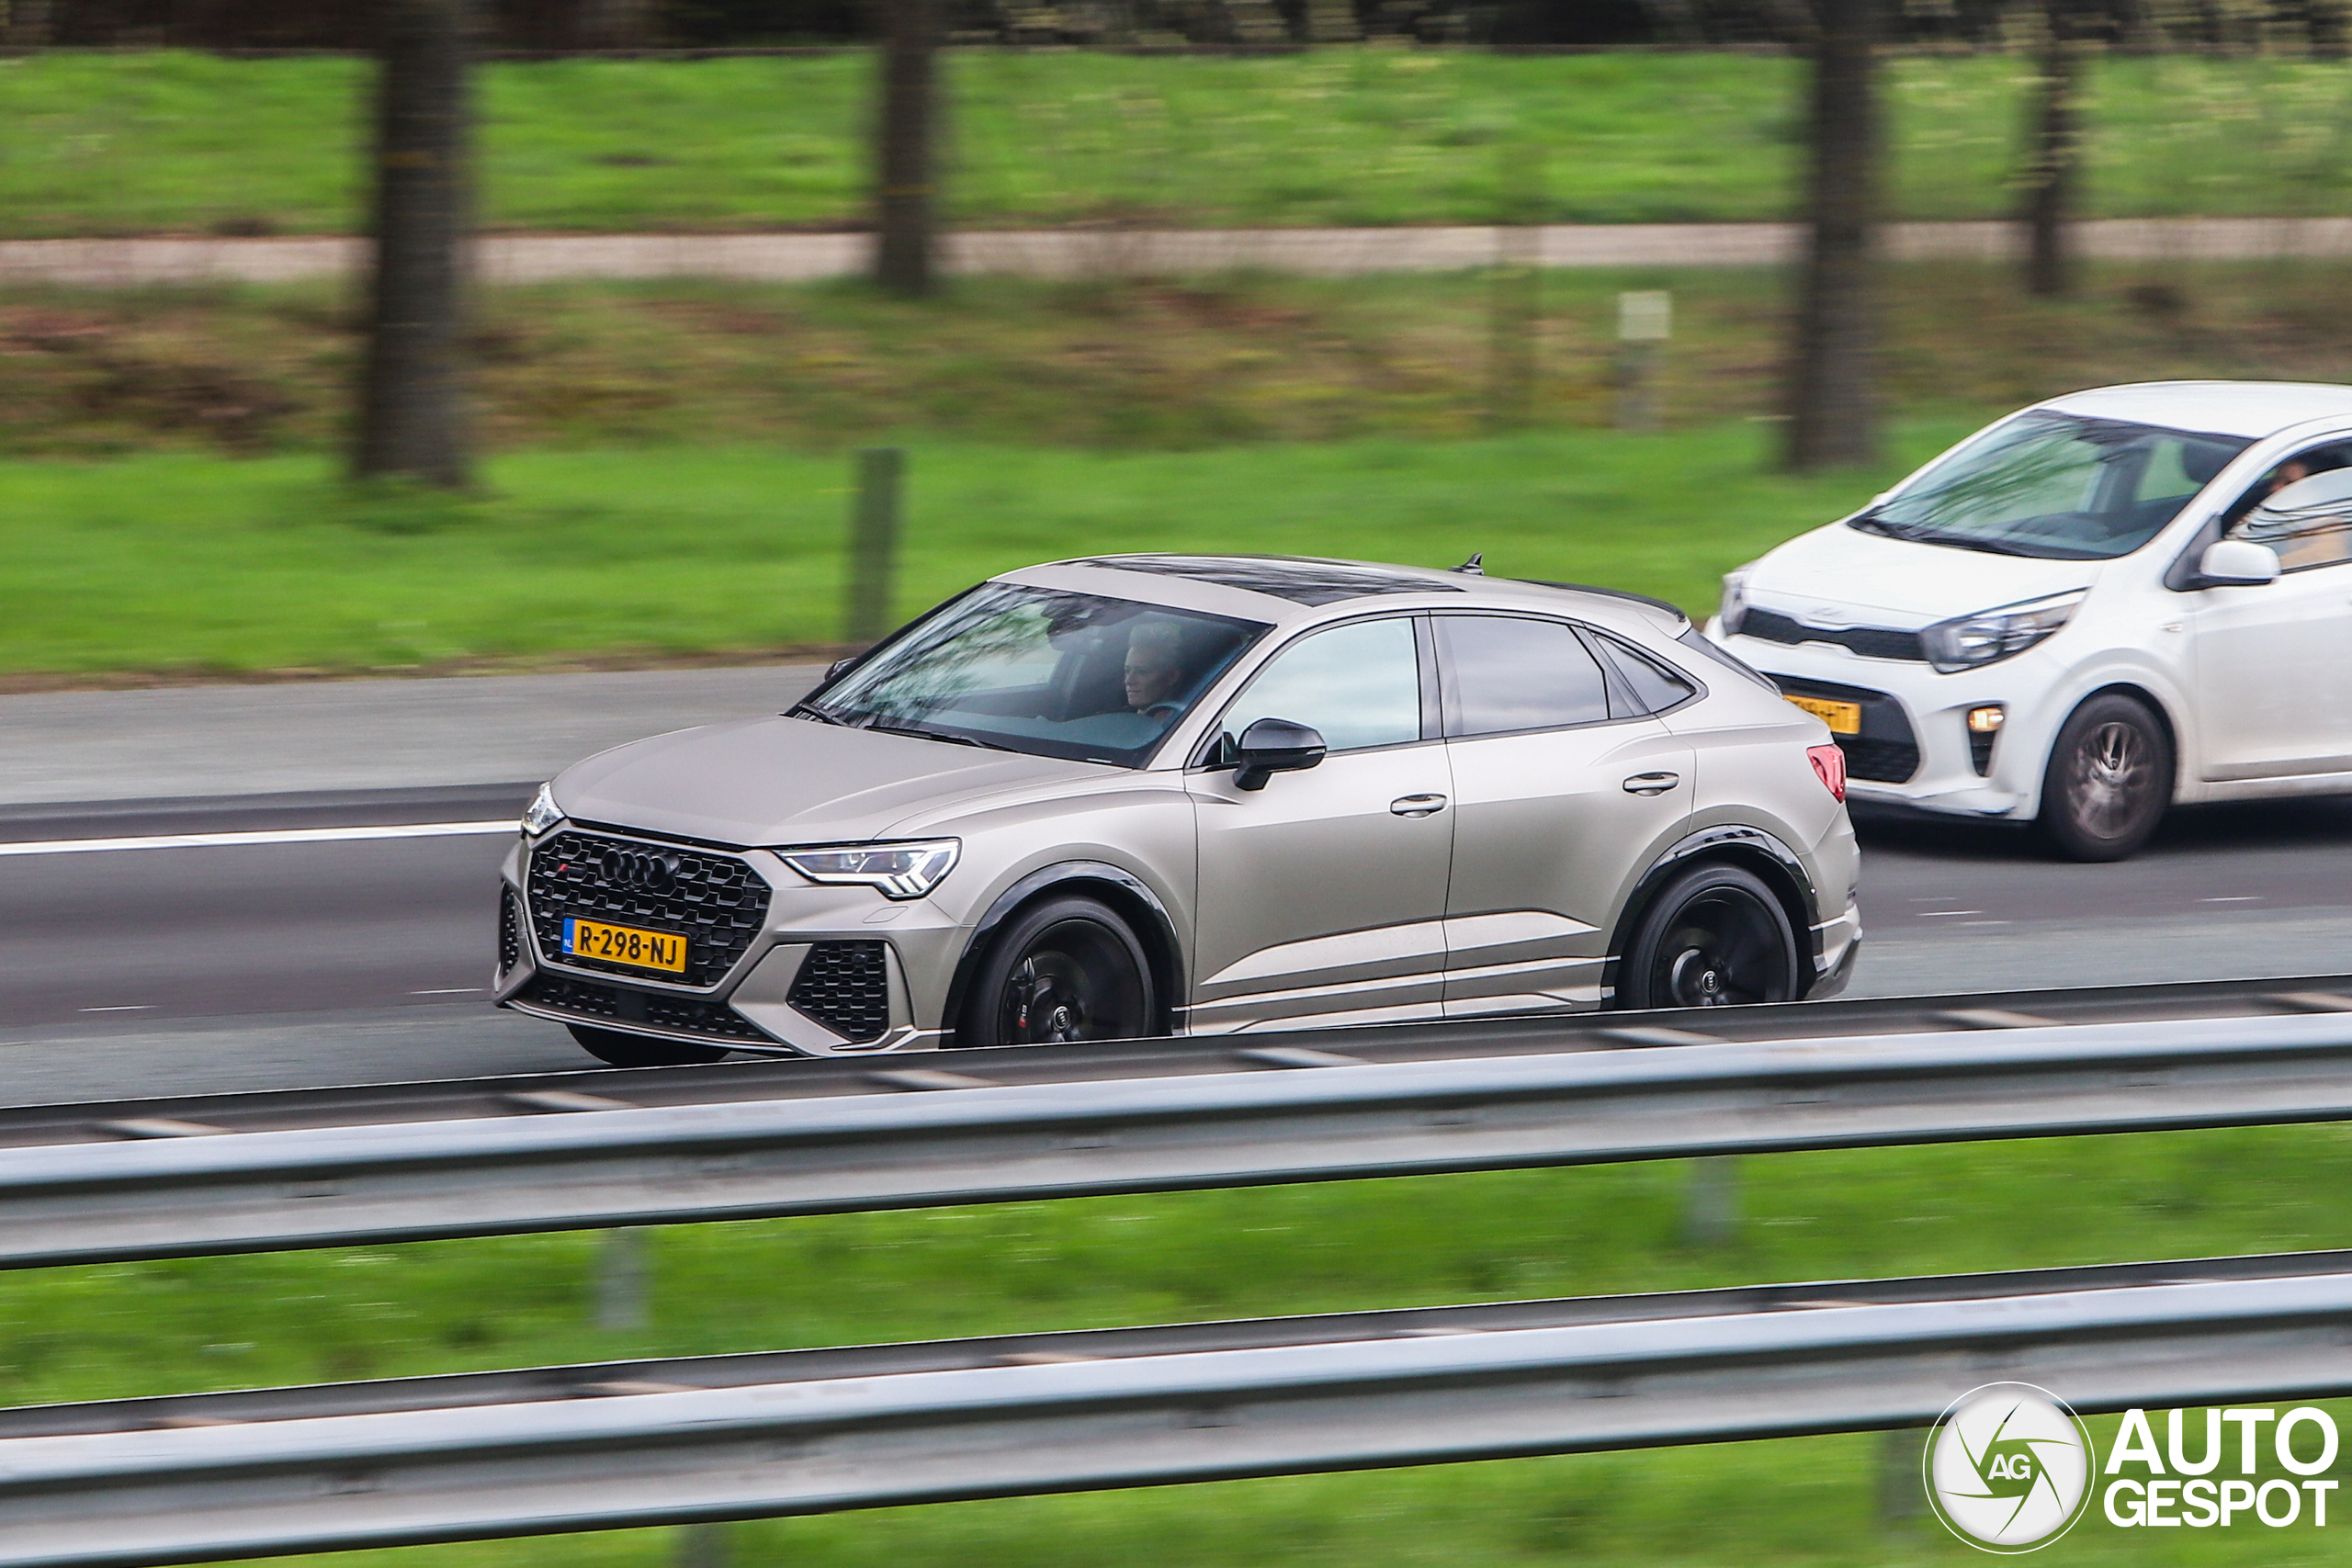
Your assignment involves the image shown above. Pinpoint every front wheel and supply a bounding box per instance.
[567,1023,729,1068]
[959,894,1158,1047]
[2037,693,2172,863]
[1615,862,1801,1010]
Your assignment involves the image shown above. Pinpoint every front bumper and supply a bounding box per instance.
[1718,630,2045,821]
[493,827,957,1058]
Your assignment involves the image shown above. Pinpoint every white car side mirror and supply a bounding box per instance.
[2199,538,2280,587]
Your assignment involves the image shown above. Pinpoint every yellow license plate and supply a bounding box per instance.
[1785,694,1861,735]
[563,918,687,974]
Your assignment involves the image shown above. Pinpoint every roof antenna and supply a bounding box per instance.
[1452,553,1485,575]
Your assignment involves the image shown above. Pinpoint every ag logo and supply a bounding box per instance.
[1924,1382,2095,1552]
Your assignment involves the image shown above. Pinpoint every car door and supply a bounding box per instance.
[2191,451,2352,781]
[1185,615,1454,1033]
[1434,614,1694,1017]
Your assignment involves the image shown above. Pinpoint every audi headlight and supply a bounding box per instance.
[1718,564,1755,637]
[520,782,564,838]
[1919,590,2085,674]
[777,840,960,900]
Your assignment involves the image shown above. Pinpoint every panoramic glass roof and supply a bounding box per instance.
[1074,555,1464,606]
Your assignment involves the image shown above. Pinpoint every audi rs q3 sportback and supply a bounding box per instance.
[494,555,1860,1066]
[1714,381,2352,861]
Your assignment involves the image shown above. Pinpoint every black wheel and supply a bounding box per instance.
[1616,863,1801,1010]
[2037,693,2172,863]
[959,895,1157,1047]
[567,1023,729,1068]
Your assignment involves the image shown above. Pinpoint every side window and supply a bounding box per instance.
[1437,615,1611,738]
[1589,630,1698,716]
[1219,616,1422,754]
[2233,457,2352,573]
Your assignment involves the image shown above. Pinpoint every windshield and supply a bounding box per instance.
[804,582,1269,767]
[1851,412,2252,561]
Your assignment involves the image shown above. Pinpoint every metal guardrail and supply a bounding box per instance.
[8,1251,2352,1566]
[8,998,2352,1268]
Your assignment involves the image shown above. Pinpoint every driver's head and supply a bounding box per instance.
[1124,620,1187,712]
[2270,459,2312,497]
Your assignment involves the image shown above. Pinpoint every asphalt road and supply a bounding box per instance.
[5,782,2350,1108]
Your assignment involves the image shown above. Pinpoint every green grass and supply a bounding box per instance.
[12,50,2352,236]
[14,1127,2352,1566]
[0,419,1976,676]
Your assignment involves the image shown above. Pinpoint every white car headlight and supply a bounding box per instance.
[1718,564,1756,637]
[520,782,564,838]
[778,840,960,900]
[1919,590,2086,673]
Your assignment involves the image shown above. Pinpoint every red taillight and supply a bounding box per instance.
[1807,743,1848,803]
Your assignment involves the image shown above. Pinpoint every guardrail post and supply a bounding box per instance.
[677,1522,733,1568]
[1877,1427,1927,1527]
[845,446,905,646]
[1681,1155,1737,1247]
[594,1227,649,1331]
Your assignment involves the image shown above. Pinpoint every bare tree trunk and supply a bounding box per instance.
[2020,9,2080,299]
[353,0,473,489]
[1783,0,1881,471]
[2,0,54,47]
[873,0,939,298]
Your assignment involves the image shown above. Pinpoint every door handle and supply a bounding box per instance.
[1623,772,1680,796]
[1390,794,1448,818]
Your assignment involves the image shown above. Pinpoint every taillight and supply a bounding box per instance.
[1807,743,1847,803]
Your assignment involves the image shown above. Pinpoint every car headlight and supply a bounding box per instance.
[1919,590,2086,674]
[777,840,960,900]
[520,782,564,838]
[1718,564,1755,637]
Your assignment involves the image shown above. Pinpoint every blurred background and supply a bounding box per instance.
[5,5,2352,1565]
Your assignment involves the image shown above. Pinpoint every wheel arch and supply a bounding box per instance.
[1603,825,1823,1006]
[941,861,1183,1045]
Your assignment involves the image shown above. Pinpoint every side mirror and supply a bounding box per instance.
[2198,539,2280,588]
[824,656,860,682]
[1231,717,1327,792]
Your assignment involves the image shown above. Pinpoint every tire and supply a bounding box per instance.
[567,1023,729,1068]
[1615,862,1801,1010]
[959,894,1158,1047]
[2036,693,2173,863]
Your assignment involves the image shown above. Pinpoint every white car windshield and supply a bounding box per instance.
[1851,412,2252,561]
[803,582,1269,766]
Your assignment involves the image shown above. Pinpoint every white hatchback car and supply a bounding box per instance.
[1714,381,2352,860]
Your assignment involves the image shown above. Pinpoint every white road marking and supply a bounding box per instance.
[412,987,483,996]
[78,1005,154,1012]
[0,820,517,858]
[1917,909,1984,918]
[2201,896,2262,903]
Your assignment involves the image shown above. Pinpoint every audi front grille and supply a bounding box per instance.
[526,829,772,987]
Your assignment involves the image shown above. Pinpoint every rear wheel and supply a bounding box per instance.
[567,1023,729,1068]
[959,895,1157,1047]
[1616,863,1801,1010]
[2037,693,2172,863]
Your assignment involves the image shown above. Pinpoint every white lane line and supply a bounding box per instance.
[412,987,483,996]
[2201,896,2262,903]
[78,1004,154,1012]
[0,820,517,858]
[1917,909,1984,918]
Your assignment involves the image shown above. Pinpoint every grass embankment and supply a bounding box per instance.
[12,1128,2352,1566]
[0,421,1959,677]
[11,50,2352,235]
[14,265,2346,459]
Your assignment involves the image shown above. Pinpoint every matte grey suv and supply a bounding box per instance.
[494,555,1861,1066]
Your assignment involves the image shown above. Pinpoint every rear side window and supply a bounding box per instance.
[1589,630,1699,716]
[1437,615,1611,737]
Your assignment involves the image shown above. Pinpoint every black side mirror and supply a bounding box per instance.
[1232,717,1327,791]
[824,656,860,682]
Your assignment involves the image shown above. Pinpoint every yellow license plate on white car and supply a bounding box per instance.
[1784,694,1861,735]
[562,918,686,974]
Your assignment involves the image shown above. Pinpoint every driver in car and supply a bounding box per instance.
[1123,619,1195,724]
